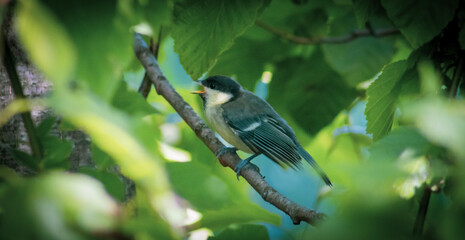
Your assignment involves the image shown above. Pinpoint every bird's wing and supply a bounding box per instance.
[224,113,303,168]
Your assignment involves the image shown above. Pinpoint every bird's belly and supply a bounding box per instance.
[205,106,253,153]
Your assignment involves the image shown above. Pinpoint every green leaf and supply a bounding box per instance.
[40,0,134,100]
[172,0,266,79]
[381,0,459,48]
[36,118,73,169]
[91,144,116,169]
[365,60,407,141]
[0,172,119,239]
[9,149,39,171]
[201,207,279,231]
[369,127,430,162]
[269,48,357,134]
[459,25,465,50]
[78,168,125,202]
[209,224,269,240]
[209,37,293,90]
[111,81,158,116]
[322,38,394,86]
[47,89,183,227]
[166,125,280,229]
[402,98,465,159]
[352,0,382,28]
[16,0,76,85]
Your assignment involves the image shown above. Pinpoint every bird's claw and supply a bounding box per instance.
[234,161,260,180]
[215,146,237,159]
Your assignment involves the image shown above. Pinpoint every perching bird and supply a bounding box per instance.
[192,75,332,186]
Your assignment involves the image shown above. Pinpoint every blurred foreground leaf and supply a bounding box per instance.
[0,171,118,240]
[209,224,269,240]
[47,90,184,230]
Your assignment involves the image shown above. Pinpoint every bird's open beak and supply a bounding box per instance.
[191,80,206,94]
[191,89,206,94]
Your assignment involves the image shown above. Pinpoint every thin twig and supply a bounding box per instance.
[2,28,43,162]
[133,33,326,225]
[413,186,432,236]
[448,53,464,98]
[255,19,399,45]
[138,28,163,98]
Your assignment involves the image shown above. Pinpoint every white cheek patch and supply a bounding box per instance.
[243,122,261,131]
[205,89,233,106]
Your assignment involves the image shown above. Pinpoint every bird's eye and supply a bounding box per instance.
[210,83,216,89]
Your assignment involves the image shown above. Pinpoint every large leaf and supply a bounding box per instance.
[322,38,394,86]
[352,0,382,28]
[209,36,293,90]
[39,0,134,100]
[172,0,266,79]
[365,60,407,141]
[269,48,357,135]
[381,0,459,48]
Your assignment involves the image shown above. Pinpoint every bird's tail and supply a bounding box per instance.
[298,146,332,187]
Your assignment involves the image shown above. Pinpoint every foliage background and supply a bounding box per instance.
[1,0,465,239]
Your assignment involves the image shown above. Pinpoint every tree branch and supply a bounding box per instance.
[2,21,43,162]
[255,19,399,45]
[133,33,326,225]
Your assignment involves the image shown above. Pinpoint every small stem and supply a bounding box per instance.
[255,19,399,45]
[448,54,464,98]
[138,28,163,98]
[413,186,432,237]
[2,32,43,161]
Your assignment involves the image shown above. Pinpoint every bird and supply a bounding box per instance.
[192,75,332,186]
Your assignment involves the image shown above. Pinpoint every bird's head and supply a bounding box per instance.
[192,76,242,106]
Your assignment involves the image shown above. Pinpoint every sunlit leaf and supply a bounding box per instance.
[365,60,407,140]
[172,0,266,79]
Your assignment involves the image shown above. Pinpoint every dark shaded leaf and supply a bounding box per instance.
[269,48,357,134]
[381,0,459,48]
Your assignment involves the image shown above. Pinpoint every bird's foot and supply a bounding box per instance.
[234,154,260,180]
[215,146,237,159]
